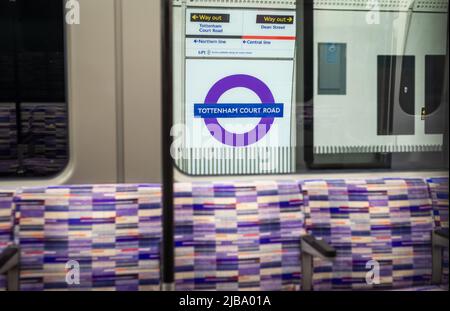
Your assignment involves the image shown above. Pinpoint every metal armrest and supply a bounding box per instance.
[432,228,449,285]
[434,229,449,247]
[0,245,19,274]
[301,235,336,260]
[0,245,20,291]
[300,235,336,291]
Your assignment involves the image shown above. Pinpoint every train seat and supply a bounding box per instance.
[174,180,305,290]
[12,184,162,291]
[1,180,306,291]
[299,178,448,291]
[0,188,16,291]
[0,177,448,291]
[428,177,449,231]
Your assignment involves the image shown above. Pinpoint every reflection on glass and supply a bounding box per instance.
[172,0,448,176]
[0,0,68,178]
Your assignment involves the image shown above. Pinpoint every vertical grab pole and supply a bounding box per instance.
[160,0,175,291]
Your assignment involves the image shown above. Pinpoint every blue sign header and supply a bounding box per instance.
[194,103,284,118]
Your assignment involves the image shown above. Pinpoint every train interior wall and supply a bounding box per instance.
[1,0,163,187]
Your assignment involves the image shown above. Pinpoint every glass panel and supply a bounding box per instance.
[309,0,448,170]
[172,0,297,175]
[171,0,448,176]
[0,0,68,178]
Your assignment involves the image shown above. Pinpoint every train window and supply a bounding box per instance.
[171,0,448,176]
[0,0,68,178]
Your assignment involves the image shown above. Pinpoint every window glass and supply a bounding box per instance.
[172,0,448,176]
[0,0,68,178]
[308,0,448,171]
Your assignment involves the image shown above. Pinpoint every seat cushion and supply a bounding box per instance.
[300,178,434,290]
[174,180,305,290]
[14,184,162,291]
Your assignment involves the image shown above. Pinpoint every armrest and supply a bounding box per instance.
[0,245,19,274]
[434,228,449,239]
[431,228,449,285]
[301,235,336,260]
[433,228,449,249]
[300,235,336,290]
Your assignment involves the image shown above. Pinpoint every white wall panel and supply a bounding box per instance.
[122,0,162,183]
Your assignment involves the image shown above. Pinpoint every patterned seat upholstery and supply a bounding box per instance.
[10,181,305,291]
[2,178,446,291]
[14,184,161,291]
[174,180,305,290]
[427,177,449,288]
[0,188,16,291]
[428,177,449,229]
[300,178,435,290]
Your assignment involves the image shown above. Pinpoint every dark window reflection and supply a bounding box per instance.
[0,0,67,178]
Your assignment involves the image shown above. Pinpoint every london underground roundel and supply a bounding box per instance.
[201,74,277,147]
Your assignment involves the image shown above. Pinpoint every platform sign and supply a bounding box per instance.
[185,59,294,149]
[183,7,296,173]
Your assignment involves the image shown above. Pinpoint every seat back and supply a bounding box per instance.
[300,178,434,290]
[174,180,305,290]
[14,184,161,291]
[0,188,16,291]
[5,177,445,291]
[427,177,449,229]
[427,177,449,286]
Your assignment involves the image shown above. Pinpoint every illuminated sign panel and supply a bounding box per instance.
[185,59,294,148]
[183,6,296,173]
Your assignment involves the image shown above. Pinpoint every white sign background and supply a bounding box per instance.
[185,58,294,149]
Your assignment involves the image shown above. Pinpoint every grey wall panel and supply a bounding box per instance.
[65,0,118,184]
[122,0,162,183]
[3,0,119,186]
[2,0,164,187]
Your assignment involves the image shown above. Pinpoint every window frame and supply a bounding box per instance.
[0,0,70,180]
